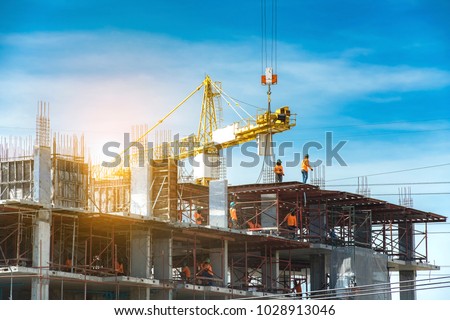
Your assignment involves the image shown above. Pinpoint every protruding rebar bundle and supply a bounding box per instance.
[36,101,51,148]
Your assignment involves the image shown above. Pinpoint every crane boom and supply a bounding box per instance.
[115,75,295,185]
[175,75,295,161]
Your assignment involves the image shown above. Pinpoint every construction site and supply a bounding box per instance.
[0,72,447,301]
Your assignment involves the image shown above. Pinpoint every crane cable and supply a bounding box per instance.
[261,0,278,74]
[211,81,256,121]
[257,0,278,183]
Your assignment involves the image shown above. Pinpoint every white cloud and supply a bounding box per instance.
[1,30,450,164]
[280,58,450,110]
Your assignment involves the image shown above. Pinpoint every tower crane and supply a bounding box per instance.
[119,1,290,185]
[123,74,295,185]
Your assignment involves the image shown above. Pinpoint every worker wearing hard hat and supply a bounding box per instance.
[194,207,204,225]
[199,257,214,286]
[274,159,285,183]
[301,154,313,183]
[282,208,298,239]
[229,202,238,228]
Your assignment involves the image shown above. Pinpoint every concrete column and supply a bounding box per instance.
[209,180,228,228]
[130,165,152,216]
[310,254,326,295]
[129,228,151,299]
[262,250,279,291]
[33,146,51,205]
[130,228,152,278]
[31,209,51,300]
[153,232,172,299]
[210,240,228,287]
[399,221,415,261]
[399,270,417,300]
[398,221,416,300]
[261,194,277,228]
[32,146,52,300]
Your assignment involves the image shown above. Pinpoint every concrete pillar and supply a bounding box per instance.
[399,270,417,300]
[398,221,416,300]
[261,194,277,228]
[129,228,151,299]
[32,146,52,300]
[210,240,228,287]
[209,180,228,228]
[262,250,279,291]
[310,254,326,295]
[399,221,415,261]
[31,209,51,300]
[152,232,172,299]
[130,165,152,216]
[33,146,51,205]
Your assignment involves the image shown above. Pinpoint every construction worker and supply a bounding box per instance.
[181,261,191,283]
[282,208,298,239]
[229,202,238,228]
[199,258,214,286]
[64,256,72,272]
[293,279,302,299]
[194,207,204,225]
[115,258,124,275]
[301,154,313,183]
[274,159,285,183]
[247,219,261,229]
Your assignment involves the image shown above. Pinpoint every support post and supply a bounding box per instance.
[399,270,417,300]
[129,227,152,299]
[130,164,152,216]
[399,220,416,300]
[31,146,51,300]
[153,231,173,299]
[310,254,326,296]
[209,180,228,228]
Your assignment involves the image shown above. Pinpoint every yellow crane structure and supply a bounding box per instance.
[178,75,295,154]
[176,75,295,185]
[121,75,296,185]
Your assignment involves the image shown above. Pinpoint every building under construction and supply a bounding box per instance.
[0,78,447,300]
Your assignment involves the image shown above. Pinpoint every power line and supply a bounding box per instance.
[240,275,450,300]
[371,192,450,196]
[326,163,450,182]
[326,181,450,187]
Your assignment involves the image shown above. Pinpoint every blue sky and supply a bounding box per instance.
[1,0,450,299]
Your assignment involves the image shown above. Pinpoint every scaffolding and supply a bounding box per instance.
[0,105,447,300]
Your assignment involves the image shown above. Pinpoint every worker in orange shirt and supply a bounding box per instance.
[247,219,261,229]
[115,258,124,275]
[64,256,72,272]
[274,159,285,183]
[181,261,191,283]
[229,202,238,228]
[199,258,214,286]
[301,154,313,183]
[194,207,204,225]
[282,208,298,239]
